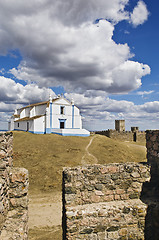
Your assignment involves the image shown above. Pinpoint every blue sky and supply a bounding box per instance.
[0,0,158,131]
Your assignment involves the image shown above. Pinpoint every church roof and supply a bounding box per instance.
[14,114,20,118]
[18,96,72,110]
[19,101,49,110]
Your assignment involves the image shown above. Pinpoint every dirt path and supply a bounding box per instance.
[125,142,146,150]
[29,192,62,228]
[29,192,62,239]
[81,135,98,164]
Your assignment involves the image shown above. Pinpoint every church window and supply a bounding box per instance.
[60,106,65,114]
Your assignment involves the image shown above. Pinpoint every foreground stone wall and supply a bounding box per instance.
[63,163,150,240]
[63,130,159,240]
[0,132,28,239]
[0,132,13,229]
[144,130,159,239]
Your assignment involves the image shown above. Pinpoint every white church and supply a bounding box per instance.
[8,95,90,136]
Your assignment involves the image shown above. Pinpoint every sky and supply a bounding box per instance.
[0,0,158,131]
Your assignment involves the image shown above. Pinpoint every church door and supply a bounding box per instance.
[60,121,65,129]
[27,122,29,131]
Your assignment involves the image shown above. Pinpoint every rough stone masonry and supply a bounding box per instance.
[63,130,159,240]
[0,132,28,240]
[63,163,150,240]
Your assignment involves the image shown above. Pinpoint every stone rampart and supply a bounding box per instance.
[96,129,146,142]
[63,130,159,240]
[63,163,150,240]
[136,131,146,143]
[0,132,28,239]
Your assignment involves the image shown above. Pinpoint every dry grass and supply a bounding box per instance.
[13,131,90,193]
[89,134,146,164]
[13,132,146,193]
[12,131,146,240]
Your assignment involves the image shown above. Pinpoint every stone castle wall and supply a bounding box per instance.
[63,130,159,240]
[96,129,146,142]
[0,132,28,239]
[144,130,159,239]
[63,163,150,240]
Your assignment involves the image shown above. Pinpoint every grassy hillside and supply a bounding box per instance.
[13,132,146,240]
[13,131,146,194]
[89,134,146,164]
[13,131,90,193]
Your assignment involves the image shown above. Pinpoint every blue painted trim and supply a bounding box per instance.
[72,105,74,128]
[50,102,52,129]
[14,129,24,131]
[46,128,52,134]
[28,131,45,134]
[14,129,45,134]
[14,128,90,136]
[53,128,80,129]
[48,127,80,130]
[52,132,90,137]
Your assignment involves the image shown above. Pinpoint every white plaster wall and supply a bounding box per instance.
[54,98,70,106]
[14,121,27,131]
[52,109,72,129]
[52,114,61,128]
[46,107,50,129]
[20,109,26,119]
[51,100,81,129]
[8,118,14,131]
[74,116,82,129]
[66,105,72,116]
[29,120,34,132]
[74,106,79,116]
[14,120,34,131]
[35,104,47,116]
[52,128,90,136]
[25,108,30,117]
[34,116,45,133]
[30,107,35,118]
[52,104,60,115]
[65,116,72,128]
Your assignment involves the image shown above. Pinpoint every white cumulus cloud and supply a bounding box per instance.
[0,76,55,105]
[130,1,149,27]
[0,0,150,95]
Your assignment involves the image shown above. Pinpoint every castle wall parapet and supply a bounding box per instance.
[96,129,146,142]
